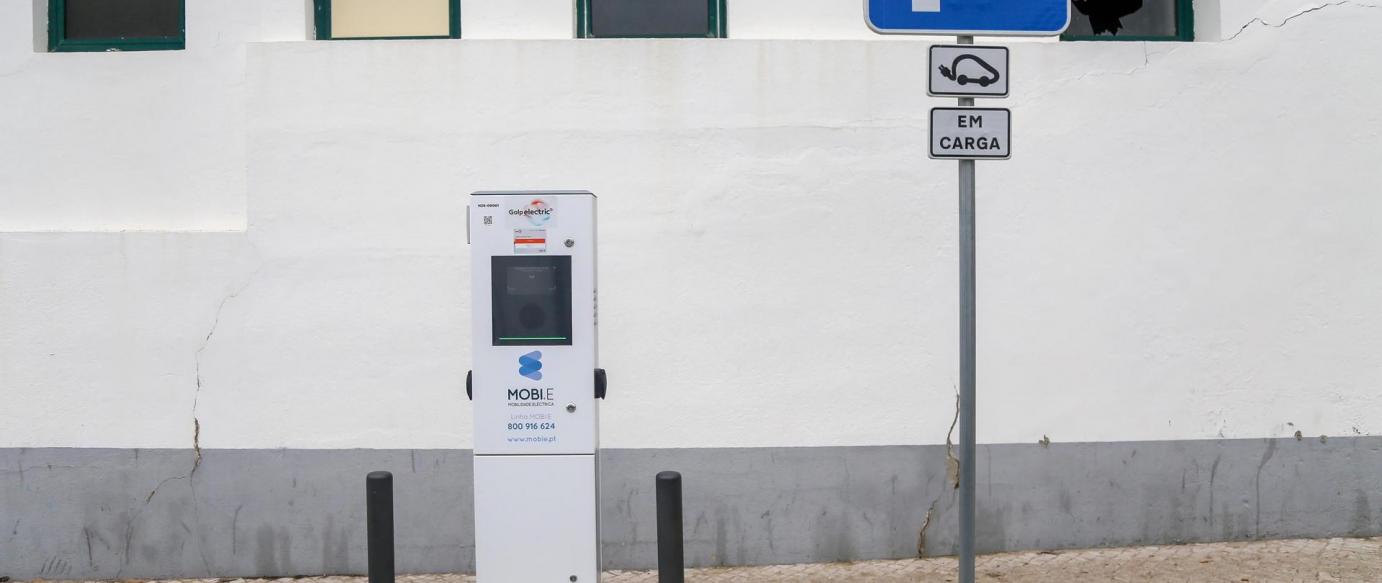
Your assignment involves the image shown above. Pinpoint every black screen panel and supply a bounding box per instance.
[65,0,183,40]
[492,256,573,346]
[590,0,711,37]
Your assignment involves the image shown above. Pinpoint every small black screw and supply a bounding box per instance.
[565,239,576,248]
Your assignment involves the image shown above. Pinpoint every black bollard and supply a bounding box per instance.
[366,471,395,583]
[656,471,684,583]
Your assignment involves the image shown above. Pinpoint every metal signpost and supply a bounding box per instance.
[866,2,1068,582]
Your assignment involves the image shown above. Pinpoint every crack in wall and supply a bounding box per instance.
[918,391,962,557]
[143,474,186,504]
[182,245,263,577]
[1030,1,1378,103]
[1084,42,1155,81]
[178,259,261,577]
[945,391,960,490]
[116,474,187,578]
[1254,439,1278,538]
[191,248,263,469]
[1225,1,1382,41]
[0,464,93,474]
[916,499,938,556]
[1025,42,1175,102]
[187,473,214,575]
[192,292,235,476]
[1208,454,1221,532]
[113,248,264,579]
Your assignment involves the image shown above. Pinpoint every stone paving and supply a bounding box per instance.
[37,536,1382,583]
[611,537,1382,582]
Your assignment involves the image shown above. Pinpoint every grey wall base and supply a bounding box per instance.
[3,439,1381,579]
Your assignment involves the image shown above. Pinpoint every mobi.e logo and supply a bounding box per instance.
[509,198,552,226]
[518,350,543,380]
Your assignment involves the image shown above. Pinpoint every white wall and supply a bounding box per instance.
[2,1,1380,451]
[0,0,1311,230]
[0,233,257,445]
[0,1,305,231]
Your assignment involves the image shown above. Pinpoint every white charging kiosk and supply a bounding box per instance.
[467,191,603,582]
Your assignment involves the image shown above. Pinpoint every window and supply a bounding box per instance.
[577,0,726,38]
[48,0,185,52]
[314,0,461,40]
[1063,0,1194,41]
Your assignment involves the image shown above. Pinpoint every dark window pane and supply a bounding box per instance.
[65,0,182,40]
[591,0,710,37]
[1067,0,1176,37]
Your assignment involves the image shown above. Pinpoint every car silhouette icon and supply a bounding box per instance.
[938,54,1001,87]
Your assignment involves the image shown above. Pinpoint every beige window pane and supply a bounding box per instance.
[331,0,451,38]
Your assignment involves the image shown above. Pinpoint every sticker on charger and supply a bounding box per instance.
[514,229,547,254]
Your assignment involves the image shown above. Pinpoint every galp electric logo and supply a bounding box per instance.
[509,198,553,226]
[518,351,544,380]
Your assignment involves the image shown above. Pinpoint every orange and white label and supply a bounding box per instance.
[514,229,547,254]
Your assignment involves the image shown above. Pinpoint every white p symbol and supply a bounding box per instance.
[912,0,941,11]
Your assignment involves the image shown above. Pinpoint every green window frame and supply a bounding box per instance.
[577,0,727,39]
[1062,0,1194,42]
[48,0,186,52]
[313,0,461,40]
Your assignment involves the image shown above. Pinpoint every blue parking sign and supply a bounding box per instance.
[865,0,1069,36]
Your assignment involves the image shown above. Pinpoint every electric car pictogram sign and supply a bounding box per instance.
[929,45,1009,98]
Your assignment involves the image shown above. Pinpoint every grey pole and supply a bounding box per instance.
[955,33,978,583]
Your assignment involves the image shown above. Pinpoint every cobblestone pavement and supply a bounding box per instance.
[48,537,1382,583]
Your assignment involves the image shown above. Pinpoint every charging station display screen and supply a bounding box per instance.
[492,256,573,346]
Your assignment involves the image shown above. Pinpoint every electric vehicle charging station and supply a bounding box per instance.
[467,191,605,582]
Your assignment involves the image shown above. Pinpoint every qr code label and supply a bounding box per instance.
[483,216,493,225]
